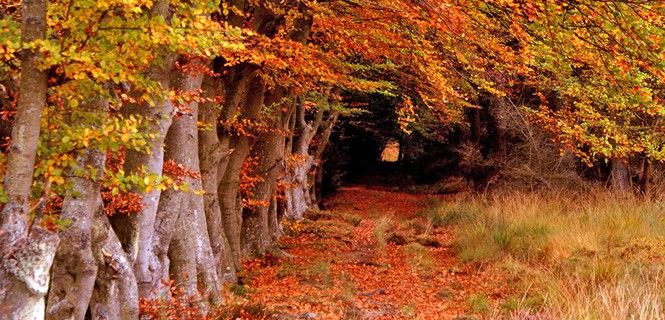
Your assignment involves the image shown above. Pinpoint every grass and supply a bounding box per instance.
[229,283,251,297]
[340,212,363,226]
[338,272,358,301]
[276,259,334,288]
[436,190,665,319]
[418,197,480,228]
[466,293,491,316]
[401,303,417,318]
[403,243,435,274]
[373,215,395,250]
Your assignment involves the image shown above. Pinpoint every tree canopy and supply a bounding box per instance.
[1,0,665,318]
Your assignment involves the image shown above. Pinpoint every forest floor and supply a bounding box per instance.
[223,186,511,319]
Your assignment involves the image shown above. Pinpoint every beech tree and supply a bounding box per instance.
[0,0,57,318]
[491,0,665,192]
[1,0,664,318]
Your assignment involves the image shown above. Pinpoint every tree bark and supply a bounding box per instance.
[218,71,266,265]
[283,103,317,220]
[159,72,222,306]
[307,111,339,208]
[46,98,109,320]
[0,228,59,320]
[199,74,237,283]
[109,0,177,299]
[90,209,139,320]
[241,112,289,257]
[610,158,631,193]
[0,1,60,318]
[639,157,652,195]
[0,0,48,243]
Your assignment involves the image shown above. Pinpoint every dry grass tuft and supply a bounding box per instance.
[437,190,665,319]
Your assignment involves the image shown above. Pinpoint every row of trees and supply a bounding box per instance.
[0,0,664,318]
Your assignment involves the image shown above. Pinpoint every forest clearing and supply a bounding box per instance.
[2,0,665,319]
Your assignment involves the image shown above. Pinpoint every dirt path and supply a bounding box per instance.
[228,187,509,319]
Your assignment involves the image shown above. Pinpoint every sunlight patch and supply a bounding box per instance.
[381,141,400,162]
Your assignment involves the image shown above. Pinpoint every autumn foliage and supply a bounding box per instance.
[2,0,665,319]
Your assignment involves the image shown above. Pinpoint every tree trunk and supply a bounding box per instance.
[217,1,312,263]
[112,73,174,298]
[241,131,285,257]
[218,72,266,265]
[159,72,222,306]
[640,157,652,195]
[283,103,338,220]
[268,197,281,240]
[610,158,631,193]
[0,1,60,318]
[109,0,176,299]
[199,74,237,284]
[0,228,59,319]
[308,111,339,208]
[46,98,109,320]
[283,101,318,220]
[90,209,139,320]
[240,89,292,257]
[0,0,48,243]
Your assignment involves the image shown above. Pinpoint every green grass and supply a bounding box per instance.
[466,293,491,315]
[229,284,251,297]
[418,198,480,228]
[340,212,363,226]
[401,303,417,318]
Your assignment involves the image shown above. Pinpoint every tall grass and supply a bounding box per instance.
[440,191,665,319]
[373,216,394,250]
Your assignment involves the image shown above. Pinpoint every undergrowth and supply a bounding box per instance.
[436,191,665,319]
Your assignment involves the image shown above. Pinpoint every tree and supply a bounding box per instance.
[0,1,59,318]
[4,0,664,318]
[502,0,665,192]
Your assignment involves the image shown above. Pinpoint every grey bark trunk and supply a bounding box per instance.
[283,105,338,220]
[0,228,59,320]
[109,0,176,299]
[159,72,222,307]
[90,209,139,320]
[46,98,109,320]
[218,72,266,265]
[0,1,60,318]
[199,74,237,283]
[307,111,338,208]
[240,90,292,257]
[0,0,48,242]
[241,132,285,257]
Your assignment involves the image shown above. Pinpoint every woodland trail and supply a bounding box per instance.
[229,186,511,319]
